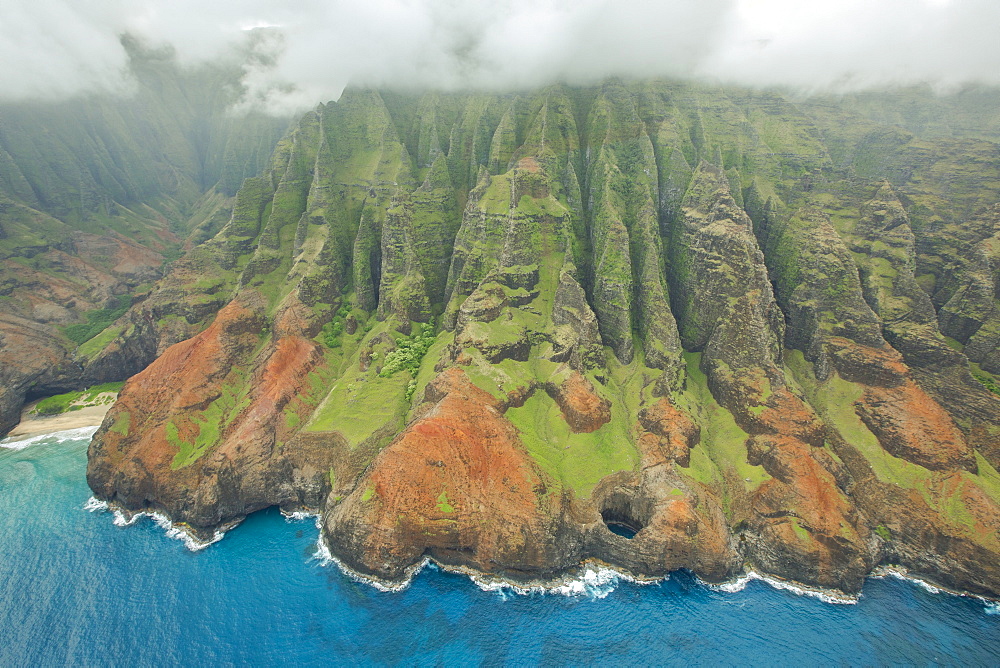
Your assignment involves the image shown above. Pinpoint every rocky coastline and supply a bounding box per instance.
[2,81,998,599]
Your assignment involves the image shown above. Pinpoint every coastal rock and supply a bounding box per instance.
[325,368,580,582]
[78,82,1000,598]
[87,296,338,532]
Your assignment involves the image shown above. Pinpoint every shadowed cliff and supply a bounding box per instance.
[71,80,1000,597]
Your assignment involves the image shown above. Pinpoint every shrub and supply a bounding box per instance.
[321,302,353,348]
[379,323,436,378]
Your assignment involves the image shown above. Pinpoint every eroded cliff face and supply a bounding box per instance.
[0,198,167,433]
[83,81,1000,596]
[0,47,289,433]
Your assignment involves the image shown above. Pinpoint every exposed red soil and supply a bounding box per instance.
[548,372,611,433]
[857,381,975,471]
[325,367,569,579]
[636,397,699,467]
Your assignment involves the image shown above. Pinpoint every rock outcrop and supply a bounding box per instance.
[73,81,1000,598]
[0,46,288,434]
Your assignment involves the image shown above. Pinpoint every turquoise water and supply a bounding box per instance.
[1,430,998,666]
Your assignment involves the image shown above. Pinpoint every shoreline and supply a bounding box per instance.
[313,539,1000,607]
[4,404,110,441]
[87,498,1000,607]
[10,427,987,609]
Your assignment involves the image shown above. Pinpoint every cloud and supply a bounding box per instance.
[701,0,1000,92]
[1,0,998,112]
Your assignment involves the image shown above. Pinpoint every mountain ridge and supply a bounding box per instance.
[0,44,289,435]
[8,78,1000,596]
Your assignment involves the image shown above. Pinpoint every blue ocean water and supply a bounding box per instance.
[1,430,998,666]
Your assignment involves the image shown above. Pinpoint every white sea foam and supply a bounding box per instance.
[0,425,99,450]
[111,509,141,527]
[711,571,755,594]
[313,543,661,599]
[84,498,226,551]
[469,564,660,600]
[149,512,225,551]
[312,533,335,566]
[872,565,1000,613]
[314,543,430,593]
[871,565,943,594]
[83,496,108,512]
[706,570,858,605]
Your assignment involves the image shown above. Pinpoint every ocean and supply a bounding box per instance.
[2,429,998,666]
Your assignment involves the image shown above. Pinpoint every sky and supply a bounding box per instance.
[1,0,998,113]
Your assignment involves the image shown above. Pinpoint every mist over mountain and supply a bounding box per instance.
[5,0,1000,609]
[3,0,1000,113]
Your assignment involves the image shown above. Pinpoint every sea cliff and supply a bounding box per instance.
[48,81,1000,596]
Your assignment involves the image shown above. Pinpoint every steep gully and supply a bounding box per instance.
[61,83,1000,597]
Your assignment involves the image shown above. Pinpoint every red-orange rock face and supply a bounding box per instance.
[324,368,579,581]
[548,372,611,433]
[637,398,699,467]
[742,390,873,591]
[856,382,975,472]
[87,296,337,531]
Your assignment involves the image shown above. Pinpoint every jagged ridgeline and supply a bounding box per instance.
[89,80,1000,597]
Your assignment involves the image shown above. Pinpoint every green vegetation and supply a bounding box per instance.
[790,518,812,542]
[875,525,892,541]
[379,323,437,378]
[283,406,301,431]
[30,382,124,416]
[506,389,637,498]
[322,303,352,348]
[170,370,253,469]
[436,490,455,513]
[76,325,124,361]
[306,319,415,447]
[62,298,130,346]
[673,353,769,497]
[943,336,965,352]
[109,411,131,436]
[970,362,1000,396]
[361,484,376,502]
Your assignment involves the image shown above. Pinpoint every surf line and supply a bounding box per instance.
[294,514,664,599]
[704,570,859,605]
[84,497,228,551]
[871,564,1000,609]
[1,426,100,451]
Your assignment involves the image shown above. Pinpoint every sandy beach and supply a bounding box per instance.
[6,404,112,439]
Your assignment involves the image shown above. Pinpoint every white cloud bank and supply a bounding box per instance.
[1,0,997,112]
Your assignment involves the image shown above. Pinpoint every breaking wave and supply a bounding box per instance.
[1,426,99,451]
[706,571,858,605]
[468,564,661,600]
[84,496,224,551]
[872,566,1000,614]
[871,566,943,594]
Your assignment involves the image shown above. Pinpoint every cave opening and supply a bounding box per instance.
[600,508,643,540]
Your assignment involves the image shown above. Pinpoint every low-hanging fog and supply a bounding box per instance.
[2,0,998,113]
